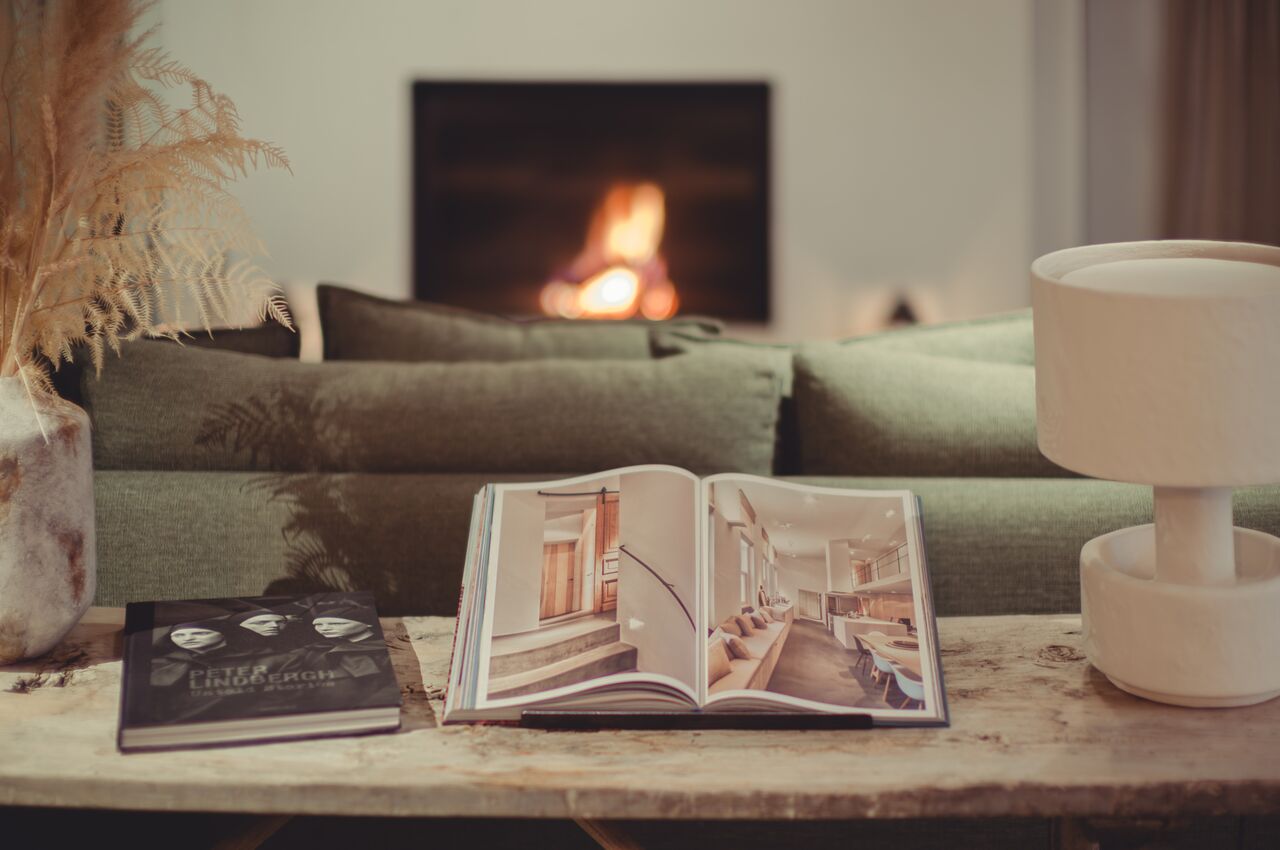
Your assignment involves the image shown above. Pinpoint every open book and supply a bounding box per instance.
[444,466,948,726]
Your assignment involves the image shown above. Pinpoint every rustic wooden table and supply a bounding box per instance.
[1,609,1277,847]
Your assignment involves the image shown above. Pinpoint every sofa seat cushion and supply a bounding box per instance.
[89,471,1280,619]
[740,621,785,658]
[317,284,722,362]
[82,340,782,476]
[793,310,1068,477]
[91,470,547,616]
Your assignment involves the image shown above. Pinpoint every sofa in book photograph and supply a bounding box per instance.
[705,478,927,711]
[482,469,698,700]
[706,608,791,695]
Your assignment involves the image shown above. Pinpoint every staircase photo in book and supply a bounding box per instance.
[482,468,699,703]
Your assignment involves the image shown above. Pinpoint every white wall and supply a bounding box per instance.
[578,510,597,614]
[825,540,852,593]
[616,471,698,688]
[1084,0,1165,244]
[490,490,545,637]
[155,0,1084,340]
[776,557,827,605]
[710,509,744,625]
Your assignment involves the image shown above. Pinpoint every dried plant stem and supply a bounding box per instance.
[0,0,292,394]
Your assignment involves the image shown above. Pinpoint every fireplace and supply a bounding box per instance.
[412,81,770,321]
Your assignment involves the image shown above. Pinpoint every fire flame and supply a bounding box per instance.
[540,182,678,320]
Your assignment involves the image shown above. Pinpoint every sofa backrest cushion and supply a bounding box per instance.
[707,638,733,685]
[725,634,753,660]
[793,311,1069,477]
[317,284,723,362]
[651,329,798,474]
[82,341,781,476]
[179,323,301,359]
[52,323,299,406]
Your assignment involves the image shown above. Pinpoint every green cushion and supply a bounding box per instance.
[793,311,1067,477]
[850,309,1035,364]
[53,324,298,407]
[651,329,794,395]
[82,340,781,476]
[317,284,722,361]
[652,328,798,474]
[179,323,301,359]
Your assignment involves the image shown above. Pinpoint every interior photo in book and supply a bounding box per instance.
[482,469,699,702]
[705,478,932,713]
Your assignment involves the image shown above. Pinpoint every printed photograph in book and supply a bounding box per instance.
[119,591,402,751]
[482,469,699,703]
[445,465,946,724]
[705,477,935,713]
[132,594,400,726]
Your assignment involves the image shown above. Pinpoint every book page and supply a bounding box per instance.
[472,466,702,710]
[701,475,946,723]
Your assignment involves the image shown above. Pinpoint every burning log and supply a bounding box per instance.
[540,182,678,320]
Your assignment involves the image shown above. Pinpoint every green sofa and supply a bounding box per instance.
[79,289,1280,618]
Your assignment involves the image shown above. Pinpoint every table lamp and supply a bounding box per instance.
[1032,240,1280,707]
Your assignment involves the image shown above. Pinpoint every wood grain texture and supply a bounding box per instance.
[1,609,1278,820]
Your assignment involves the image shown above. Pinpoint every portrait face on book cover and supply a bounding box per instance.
[169,626,226,652]
[313,616,375,641]
[238,613,288,637]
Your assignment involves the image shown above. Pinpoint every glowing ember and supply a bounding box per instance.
[541,182,678,320]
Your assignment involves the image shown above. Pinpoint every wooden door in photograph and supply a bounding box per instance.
[594,493,620,613]
[798,589,824,621]
[540,542,579,620]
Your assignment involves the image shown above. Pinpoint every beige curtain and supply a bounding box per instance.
[1163,0,1280,244]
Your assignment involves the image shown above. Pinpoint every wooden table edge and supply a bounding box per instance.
[1,609,1278,822]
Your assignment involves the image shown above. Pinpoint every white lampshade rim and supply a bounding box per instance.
[1032,240,1280,301]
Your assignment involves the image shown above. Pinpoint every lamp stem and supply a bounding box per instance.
[1153,486,1236,586]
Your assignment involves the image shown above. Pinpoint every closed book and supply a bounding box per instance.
[119,591,401,752]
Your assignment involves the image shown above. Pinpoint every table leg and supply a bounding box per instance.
[209,814,294,850]
[575,818,644,850]
[1052,817,1096,850]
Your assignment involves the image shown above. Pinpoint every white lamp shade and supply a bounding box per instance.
[1032,241,1280,487]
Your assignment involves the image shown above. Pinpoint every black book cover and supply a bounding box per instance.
[119,592,401,749]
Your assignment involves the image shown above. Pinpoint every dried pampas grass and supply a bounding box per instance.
[0,0,291,404]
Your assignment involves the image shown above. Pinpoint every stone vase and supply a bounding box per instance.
[0,376,96,664]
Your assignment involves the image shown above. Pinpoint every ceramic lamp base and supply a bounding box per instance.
[1080,524,1280,708]
[1102,674,1280,708]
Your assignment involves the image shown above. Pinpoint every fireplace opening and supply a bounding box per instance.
[413,81,770,321]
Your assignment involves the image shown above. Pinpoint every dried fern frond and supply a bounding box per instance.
[0,0,292,392]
